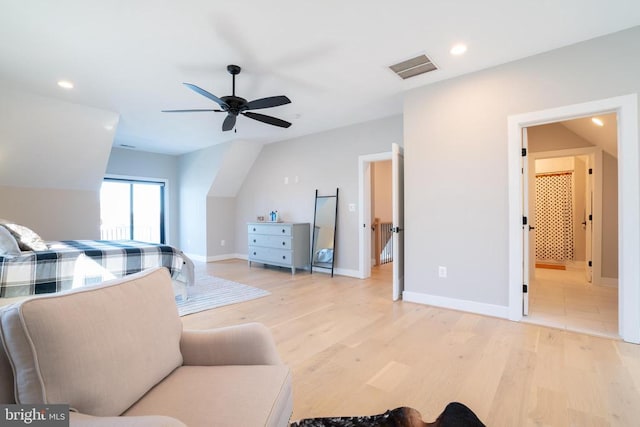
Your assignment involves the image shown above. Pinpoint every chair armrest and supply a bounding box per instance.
[180,322,283,366]
[71,412,186,427]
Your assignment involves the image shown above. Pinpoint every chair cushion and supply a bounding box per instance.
[0,308,15,404]
[0,267,183,416]
[123,365,293,427]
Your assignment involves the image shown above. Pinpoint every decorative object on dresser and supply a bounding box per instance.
[311,188,339,277]
[247,222,310,275]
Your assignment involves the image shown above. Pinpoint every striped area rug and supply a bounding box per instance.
[175,275,270,316]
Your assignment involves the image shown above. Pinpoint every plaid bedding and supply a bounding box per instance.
[0,240,189,298]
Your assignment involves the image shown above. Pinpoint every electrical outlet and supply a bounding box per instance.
[438,266,447,278]
[220,240,225,247]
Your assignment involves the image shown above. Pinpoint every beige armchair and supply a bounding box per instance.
[0,267,292,426]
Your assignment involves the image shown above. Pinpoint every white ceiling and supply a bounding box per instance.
[1,1,639,155]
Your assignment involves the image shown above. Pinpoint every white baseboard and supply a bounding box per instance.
[310,266,360,278]
[402,291,509,319]
[184,253,207,263]
[599,277,619,287]
[206,253,243,262]
[185,253,246,263]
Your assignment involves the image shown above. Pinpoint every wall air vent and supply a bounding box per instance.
[389,54,438,79]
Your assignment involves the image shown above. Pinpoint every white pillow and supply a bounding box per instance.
[0,225,21,256]
[1,223,48,251]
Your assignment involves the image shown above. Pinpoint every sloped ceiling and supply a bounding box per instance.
[0,84,119,190]
[561,113,617,158]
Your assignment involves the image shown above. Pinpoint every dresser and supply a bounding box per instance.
[247,222,310,275]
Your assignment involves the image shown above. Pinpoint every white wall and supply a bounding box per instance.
[0,84,117,240]
[178,142,231,257]
[403,27,639,308]
[235,115,403,273]
[105,147,180,246]
[0,186,100,240]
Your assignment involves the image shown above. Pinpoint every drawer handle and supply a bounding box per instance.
[282,255,286,260]
[253,239,256,243]
[282,229,286,233]
[253,228,256,232]
[253,252,256,256]
[282,241,285,246]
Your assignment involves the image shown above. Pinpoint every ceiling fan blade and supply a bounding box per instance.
[243,112,291,128]
[245,95,291,110]
[183,83,229,108]
[222,114,237,131]
[161,109,223,113]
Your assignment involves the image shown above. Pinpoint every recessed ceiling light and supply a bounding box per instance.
[104,125,114,131]
[591,117,604,127]
[57,80,74,89]
[450,44,467,56]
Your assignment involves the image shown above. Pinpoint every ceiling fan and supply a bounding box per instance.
[162,64,292,132]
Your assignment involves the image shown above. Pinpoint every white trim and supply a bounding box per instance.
[507,94,639,343]
[184,252,207,263]
[403,291,509,319]
[358,151,392,279]
[310,267,361,278]
[529,147,603,285]
[206,253,241,262]
[333,268,361,278]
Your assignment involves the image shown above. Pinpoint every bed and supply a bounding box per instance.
[0,239,194,299]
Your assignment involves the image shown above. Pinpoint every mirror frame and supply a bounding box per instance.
[310,188,339,277]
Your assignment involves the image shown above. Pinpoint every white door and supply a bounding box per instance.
[392,143,404,301]
[585,155,594,282]
[522,128,530,315]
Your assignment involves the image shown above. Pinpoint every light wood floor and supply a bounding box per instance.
[181,260,640,426]
[526,267,618,339]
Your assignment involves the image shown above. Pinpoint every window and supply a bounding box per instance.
[100,178,165,244]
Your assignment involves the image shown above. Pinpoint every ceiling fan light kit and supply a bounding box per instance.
[162,64,292,132]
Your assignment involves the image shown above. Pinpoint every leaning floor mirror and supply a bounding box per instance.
[311,188,338,277]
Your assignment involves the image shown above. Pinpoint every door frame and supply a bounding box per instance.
[507,94,639,343]
[528,147,603,284]
[358,151,392,279]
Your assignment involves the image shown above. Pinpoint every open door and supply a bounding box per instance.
[392,143,404,301]
[522,128,530,315]
[585,155,594,282]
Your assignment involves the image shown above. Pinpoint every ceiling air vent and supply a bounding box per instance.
[389,54,437,79]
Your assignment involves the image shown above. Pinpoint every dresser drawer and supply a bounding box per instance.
[248,234,292,249]
[248,246,292,265]
[248,224,292,236]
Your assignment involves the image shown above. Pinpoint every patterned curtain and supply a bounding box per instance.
[535,173,575,262]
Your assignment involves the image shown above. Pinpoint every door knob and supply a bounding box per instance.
[529,225,535,231]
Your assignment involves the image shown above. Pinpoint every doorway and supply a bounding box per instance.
[523,120,619,337]
[100,178,166,244]
[507,94,639,343]
[358,143,404,300]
